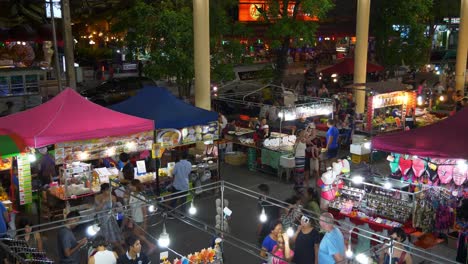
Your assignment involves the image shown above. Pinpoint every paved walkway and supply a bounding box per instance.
[36,160,458,263]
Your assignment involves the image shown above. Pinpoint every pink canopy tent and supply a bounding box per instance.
[320,57,384,75]
[371,108,468,159]
[0,88,154,148]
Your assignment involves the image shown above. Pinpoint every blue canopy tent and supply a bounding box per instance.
[110,86,218,129]
[110,86,219,195]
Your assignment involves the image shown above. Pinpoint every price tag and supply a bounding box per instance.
[73,166,84,174]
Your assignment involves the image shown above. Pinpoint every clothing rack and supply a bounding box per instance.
[0,238,54,263]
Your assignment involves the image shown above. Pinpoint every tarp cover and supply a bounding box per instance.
[372,107,468,159]
[110,86,218,129]
[320,57,384,75]
[0,88,154,148]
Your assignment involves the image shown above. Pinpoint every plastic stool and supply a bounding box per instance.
[277,166,294,182]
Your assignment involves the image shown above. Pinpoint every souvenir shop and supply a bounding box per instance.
[213,86,334,174]
[371,108,468,263]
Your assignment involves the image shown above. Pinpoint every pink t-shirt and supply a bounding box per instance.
[272,245,294,264]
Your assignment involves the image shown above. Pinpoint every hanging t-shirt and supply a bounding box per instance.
[293,228,320,264]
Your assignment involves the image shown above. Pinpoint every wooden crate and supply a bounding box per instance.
[351,154,370,164]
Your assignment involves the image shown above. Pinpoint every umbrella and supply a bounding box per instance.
[344,81,411,94]
[0,129,27,158]
[319,57,384,75]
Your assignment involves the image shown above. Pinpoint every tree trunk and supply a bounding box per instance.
[274,36,291,84]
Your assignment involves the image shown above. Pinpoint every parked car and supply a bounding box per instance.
[80,77,156,106]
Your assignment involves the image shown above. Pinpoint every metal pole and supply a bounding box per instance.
[220,181,224,232]
[455,0,468,91]
[61,0,77,89]
[49,0,62,91]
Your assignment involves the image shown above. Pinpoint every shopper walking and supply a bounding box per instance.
[171,153,192,213]
[292,214,320,264]
[57,211,88,264]
[324,119,340,165]
[272,232,294,264]
[379,228,413,264]
[117,236,150,264]
[127,180,156,253]
[318,212,345,263]
[16,218,43,251]
[306,124,322,188]
[294,130,308,193]
[88,235,118,264]
[95,183,124,254]
[260,222,283,263]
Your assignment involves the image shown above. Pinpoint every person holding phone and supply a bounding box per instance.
[292,214,320,264]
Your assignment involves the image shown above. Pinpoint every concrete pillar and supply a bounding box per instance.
[455,0,468,91]
[62,0,76,89]
[193,0,211,110]
[353,0,371,114]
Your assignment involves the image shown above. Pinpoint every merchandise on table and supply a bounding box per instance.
[364,90,417,134]
[162,245,222,264]
[50,162,95,200]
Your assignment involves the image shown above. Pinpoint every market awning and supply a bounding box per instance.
[319,57,384,76]
[371,107,468,159]
[344,81,411,94]
[110,86,219,129]
[0,129,27,158]
[0,88,155,148]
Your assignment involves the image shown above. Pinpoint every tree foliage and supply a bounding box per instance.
[254,0,334,82]
[372,0,433,70]
[111,0,249,97]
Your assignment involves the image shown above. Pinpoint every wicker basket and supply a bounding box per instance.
[225,152,247,166]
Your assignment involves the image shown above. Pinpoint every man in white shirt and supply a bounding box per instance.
[171,153,192,213]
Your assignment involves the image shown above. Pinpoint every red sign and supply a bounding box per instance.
[239,0,319,22]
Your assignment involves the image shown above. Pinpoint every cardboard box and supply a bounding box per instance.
[351,154,370,164]
[350,143,371,155]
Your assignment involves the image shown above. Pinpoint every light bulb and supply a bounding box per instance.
[259,208,267,223]
[86,224,100,236]
[286,227,294,237]
[439,95,445,101]
[158,224,170,248]
[148,205,155,213]
[213,86,218,91]
[363,142,371,149]
[28,154,36,162]
[106,147,116,157]
[188,202,197,215]
[78,151,89,160]
[352,175,364,184]
[383,181,392,189]
[355,253,369,264]
[345,248,354,258]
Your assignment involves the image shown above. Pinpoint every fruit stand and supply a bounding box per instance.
[365,90,417,134]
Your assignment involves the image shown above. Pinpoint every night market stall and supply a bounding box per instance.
[371,108,468,259]
[214,86,333,176]
[0,88,155,219]
[110,86,220,194]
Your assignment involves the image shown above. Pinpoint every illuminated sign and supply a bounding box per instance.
[239,0,319,22]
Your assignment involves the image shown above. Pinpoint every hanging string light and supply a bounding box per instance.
[259,208,267,223]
